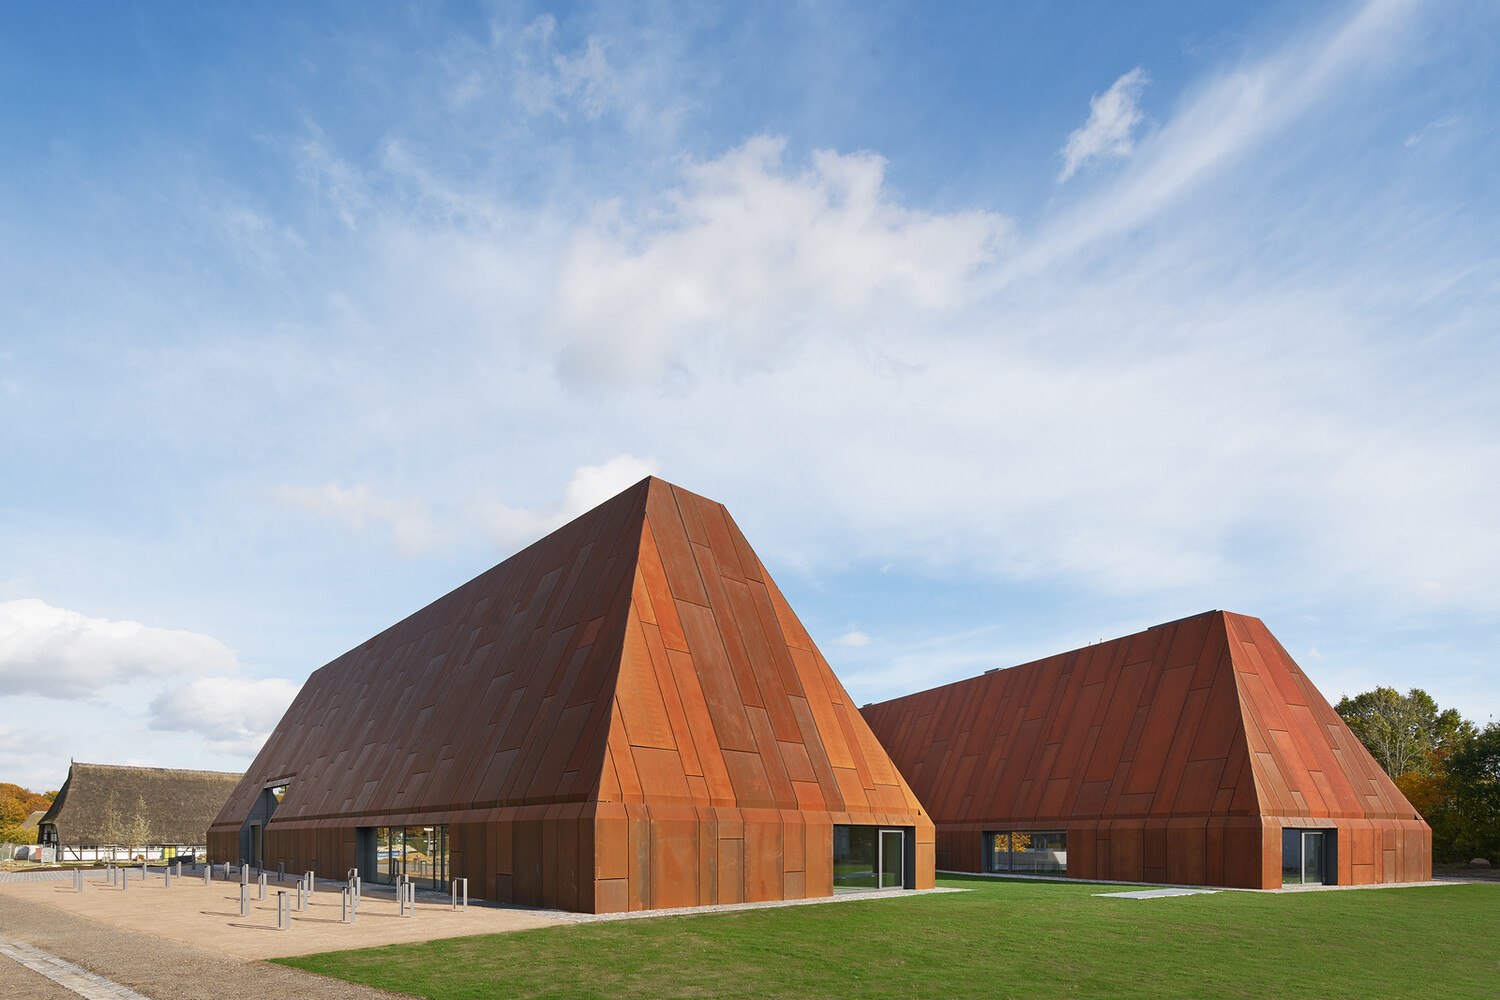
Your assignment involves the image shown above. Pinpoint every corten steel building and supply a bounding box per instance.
[210,477,933,912]
[861,611,1431,889]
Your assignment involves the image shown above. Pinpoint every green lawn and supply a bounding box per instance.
[276,875,1499,999]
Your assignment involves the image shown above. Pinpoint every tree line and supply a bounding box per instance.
[1335,688,1499,863]
[0,782,56,845]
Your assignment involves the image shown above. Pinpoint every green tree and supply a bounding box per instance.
[1448,722,1500,861]
[1334,687,1473,779]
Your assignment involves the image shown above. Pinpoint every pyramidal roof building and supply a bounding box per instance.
[861,611,1430,889]
[210,477,933,912]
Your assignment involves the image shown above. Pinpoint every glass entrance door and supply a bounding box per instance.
[1301,832,1324,884]
[1282,828,1330,885]
[879,830,904,889]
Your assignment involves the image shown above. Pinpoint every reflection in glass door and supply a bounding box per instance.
[880,830,904,889]
[1302,832,1324,885]
[1282,828,1330,885]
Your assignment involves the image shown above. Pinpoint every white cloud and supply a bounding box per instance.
[836,628,873,648]
[548,135,1010,385]
[1060,67,1150,181]
[0,724,67,793]
[0,599,237,700]
[274,482,449,556]
[148,676,302,756]
[473,454,658,550]
[1020,0,1421,278]
[514,17,616,120]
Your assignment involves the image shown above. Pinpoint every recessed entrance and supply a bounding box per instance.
[1282,828,1334,885]
[833,825,907,891]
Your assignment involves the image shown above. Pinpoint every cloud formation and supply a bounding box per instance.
[0,599,238,699]
[1059,68,1149,181]
[548,136,1010,385]
[148,676,302,756]
[473,454,659,550]
[274,482,450,556]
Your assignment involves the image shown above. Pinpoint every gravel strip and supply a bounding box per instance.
[0,891,413,1000]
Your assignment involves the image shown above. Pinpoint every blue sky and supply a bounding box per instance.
[2,0,1496,793]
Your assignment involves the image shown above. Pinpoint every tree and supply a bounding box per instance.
[0,782,55,846]
[1334,687,1474,779]
[123,795,152,859]
[1448,722,1500,861]
[99,790,125,862]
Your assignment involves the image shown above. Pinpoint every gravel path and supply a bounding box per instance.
[0,890,413,1000]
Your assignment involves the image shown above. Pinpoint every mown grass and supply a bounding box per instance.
[276,875,1499,999]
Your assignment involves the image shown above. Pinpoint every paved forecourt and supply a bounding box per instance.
[0,867,564,961]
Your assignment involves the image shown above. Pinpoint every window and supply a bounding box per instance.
[985,831,1067,874]
[832,825,907,891]
[365,825,449,887]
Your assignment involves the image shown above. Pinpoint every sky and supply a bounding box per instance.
[1,0,1496,794]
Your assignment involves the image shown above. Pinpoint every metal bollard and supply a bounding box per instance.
[258,872,267,900]
[277,891,290,930]
[341,886,353,923]
[399,882,407,917]
[141,863,148,881]
[240,865,249,886]
[121,869,128,892]
[74,869,83,893]
[164,867,171,888]
[452,878,468,911]
[240,884,249,916]
[203,864,211,886]
[175,860,182,878]
[296,883,306,912]
[278,861,285,883]
[305,871,315,897]
[406,881,415,917]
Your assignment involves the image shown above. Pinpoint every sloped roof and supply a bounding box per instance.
[39,762,242,845]
[20,810,45,831]
[214,477,924,832]
[861,610,1421,826]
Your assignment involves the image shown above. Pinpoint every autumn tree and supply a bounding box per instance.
[1334,687,1472,779]
[0,782,56,845]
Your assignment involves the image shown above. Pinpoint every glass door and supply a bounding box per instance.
[1302,832,1324,885]
[1282,828,1329,885]
[879,829,904,889]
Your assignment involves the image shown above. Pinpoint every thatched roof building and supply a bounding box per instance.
[39,762,242,848]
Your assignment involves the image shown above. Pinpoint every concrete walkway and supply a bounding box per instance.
[0,939,150,999]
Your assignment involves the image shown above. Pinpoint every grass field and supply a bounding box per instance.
[277,875,1499,999]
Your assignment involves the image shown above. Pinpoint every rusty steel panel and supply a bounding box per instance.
[212,477,932,912]
[863,610,1430,889]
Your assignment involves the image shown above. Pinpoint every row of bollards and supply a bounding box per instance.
[78,860,473,934]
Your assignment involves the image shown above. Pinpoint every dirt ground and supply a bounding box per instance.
[0,871,569,999]
[0,871,564,960]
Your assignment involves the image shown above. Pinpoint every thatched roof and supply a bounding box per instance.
[19,810,45,831]
[39,762,242,846]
